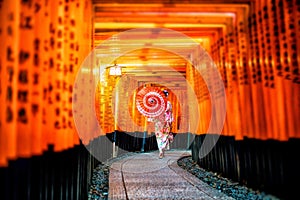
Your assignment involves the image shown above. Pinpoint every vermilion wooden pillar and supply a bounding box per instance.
[0,0,92,167]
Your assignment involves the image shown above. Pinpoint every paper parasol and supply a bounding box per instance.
[136,87,167,118]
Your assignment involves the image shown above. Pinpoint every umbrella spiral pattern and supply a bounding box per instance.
[136,87,167,118]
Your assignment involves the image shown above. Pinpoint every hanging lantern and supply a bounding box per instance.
[108,63,122,76]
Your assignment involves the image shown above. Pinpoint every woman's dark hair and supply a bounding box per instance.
[163,89,169,97]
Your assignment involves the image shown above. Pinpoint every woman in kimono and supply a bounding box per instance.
[148,90,174,158]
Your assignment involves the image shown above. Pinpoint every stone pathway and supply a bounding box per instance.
[109,150,234,200]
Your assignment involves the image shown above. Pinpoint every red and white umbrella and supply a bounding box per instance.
[136,87,167,118]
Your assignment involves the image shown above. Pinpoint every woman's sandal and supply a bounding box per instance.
[159,152,163,159]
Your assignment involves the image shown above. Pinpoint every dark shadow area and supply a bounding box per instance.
[105,131,193,152]
[191,134,300,200]
[0,143,98,200]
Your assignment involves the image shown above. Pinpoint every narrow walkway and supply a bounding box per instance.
[109,150,234,200]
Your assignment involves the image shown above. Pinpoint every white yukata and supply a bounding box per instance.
[149,101,174,156]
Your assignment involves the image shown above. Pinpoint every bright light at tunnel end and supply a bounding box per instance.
[72,27,227,173]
